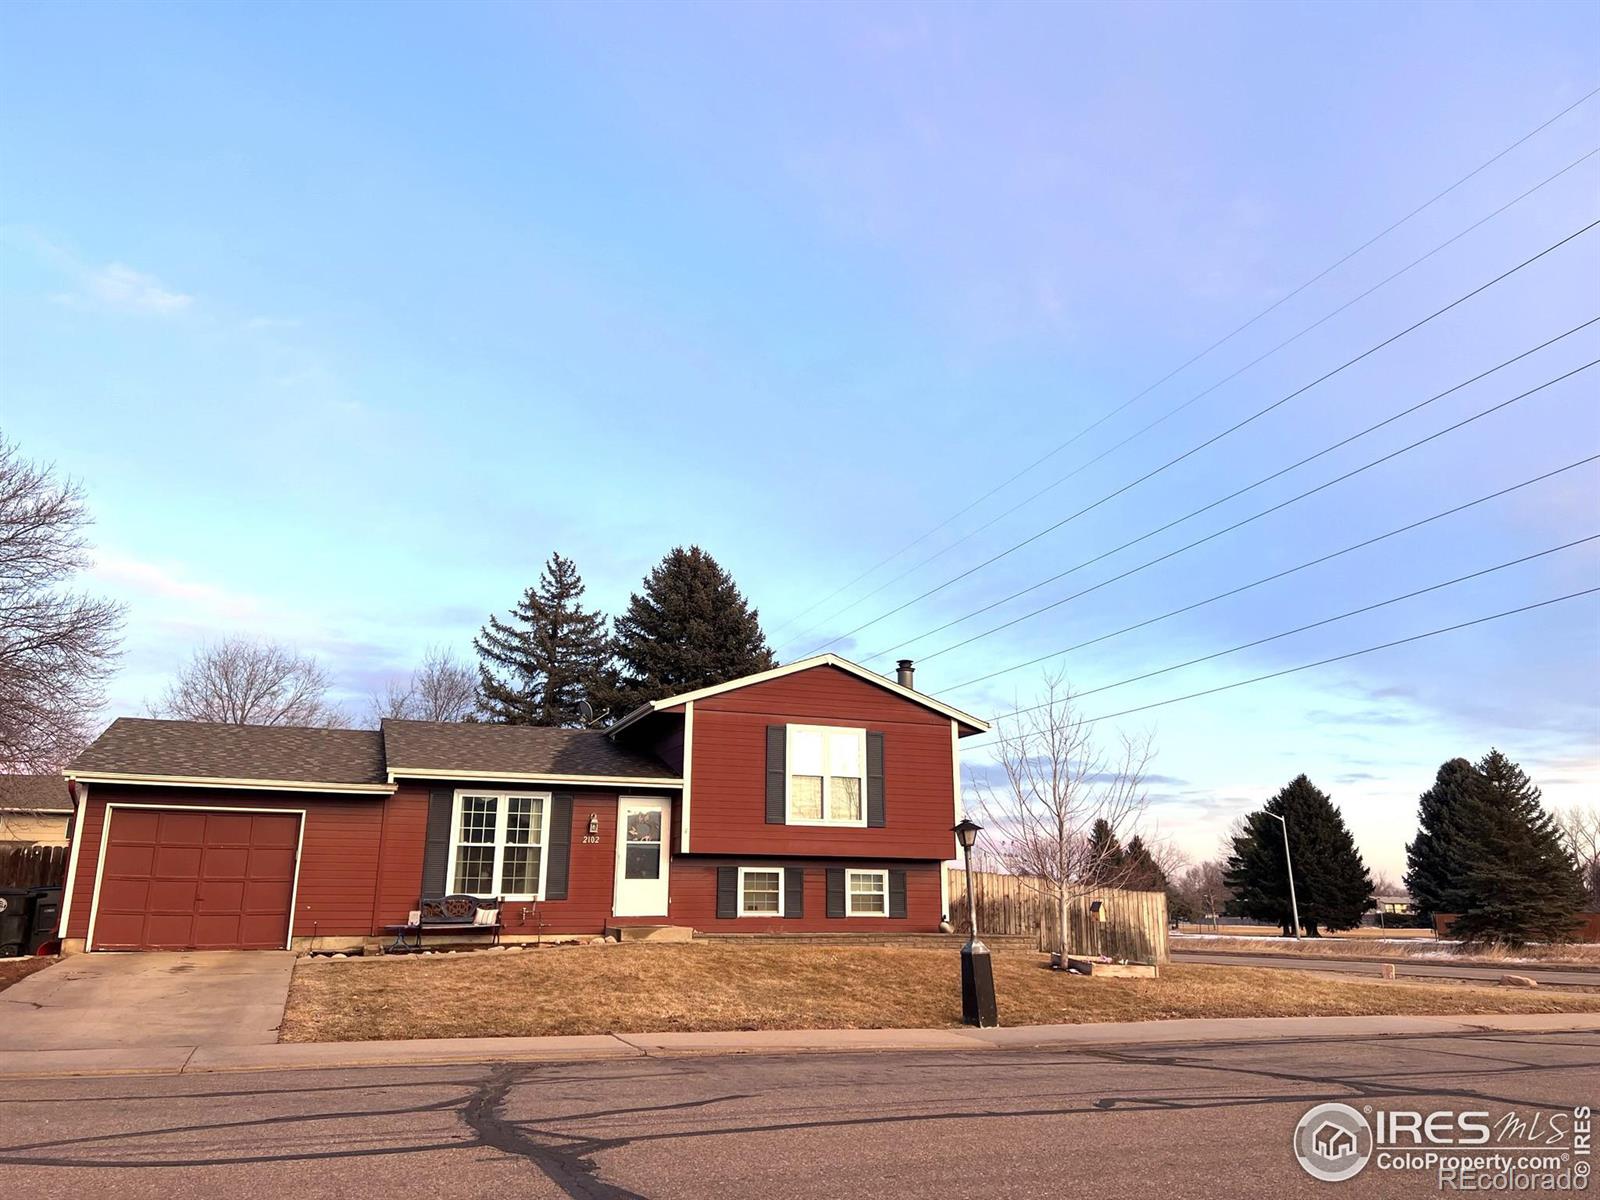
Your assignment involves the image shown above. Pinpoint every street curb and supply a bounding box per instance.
[5,1013,1599,1080]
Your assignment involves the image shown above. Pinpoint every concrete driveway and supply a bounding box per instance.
[0,951,295,1051]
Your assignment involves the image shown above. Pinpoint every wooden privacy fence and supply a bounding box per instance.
[946,867,1170,962]
[0,844,69,889]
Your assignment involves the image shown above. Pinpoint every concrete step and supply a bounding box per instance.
[607,924,695,943]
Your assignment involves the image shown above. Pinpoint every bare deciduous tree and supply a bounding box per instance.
[1555,805,1600,907]
[0,435,124,770]
[971,674,1156,957]
[151,636,345,727]
[370,646,478,723]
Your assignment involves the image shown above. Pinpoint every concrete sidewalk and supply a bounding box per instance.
[4,1011,1598,1080]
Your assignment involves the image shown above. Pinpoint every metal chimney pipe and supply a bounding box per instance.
[896,659,915,689]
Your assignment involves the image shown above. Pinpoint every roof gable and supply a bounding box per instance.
[608,654,990,736]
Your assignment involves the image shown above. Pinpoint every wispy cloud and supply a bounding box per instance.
[56,261,194,315]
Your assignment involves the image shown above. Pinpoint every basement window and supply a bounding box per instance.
[846,869,888,917]
[738,867,784,916]
[448,790,549,900]
[786,724,867,826]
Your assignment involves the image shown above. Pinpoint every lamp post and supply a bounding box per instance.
[952,818,998,1027]
[1264,812,1301,940]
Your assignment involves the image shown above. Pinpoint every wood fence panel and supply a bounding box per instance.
[0,844,69,889]
[946,867,1169,962]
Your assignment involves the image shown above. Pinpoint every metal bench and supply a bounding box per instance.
[384,894,502,953]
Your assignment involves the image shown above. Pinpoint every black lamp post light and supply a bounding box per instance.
[952,817,998,1028]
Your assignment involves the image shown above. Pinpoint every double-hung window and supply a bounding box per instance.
[786,724,867,825]
[846,869,888,916]
[448,791,549,900]
[738,867,784,916]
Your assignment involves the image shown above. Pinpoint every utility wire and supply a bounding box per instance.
[801,219,1600,656]
[869,320,1599,663]
[767,87,1600,646]
[973,587,1600,732]
[779,145,1600,652]
[945,453,1600,692]
[909,357,1599,665]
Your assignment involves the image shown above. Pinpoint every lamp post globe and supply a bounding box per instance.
[950,817,997,1028]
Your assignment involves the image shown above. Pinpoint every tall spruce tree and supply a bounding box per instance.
[1403,757,1479,919]
[1121,835,1169,892]
[1448,749,1585,944]
[1225,775,1373,936]
[474,552,611,726]
[1083,818,1125,884]
[604,546,774,715]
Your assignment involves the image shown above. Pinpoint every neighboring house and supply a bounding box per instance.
[1374,894,1415,916]
[55,654,989,953]
[0,774,74,846]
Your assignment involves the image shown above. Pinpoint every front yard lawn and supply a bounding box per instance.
[279,944,1600,1043]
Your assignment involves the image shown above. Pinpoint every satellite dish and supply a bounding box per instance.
[578,699,594,722]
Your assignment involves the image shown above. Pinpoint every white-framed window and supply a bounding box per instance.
[786,724,867,826]
[447,790,551,900]
[738,866,784,917]
[846,868,888,917]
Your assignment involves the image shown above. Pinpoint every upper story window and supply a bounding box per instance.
[448,790,549,900]
[786,724,866,826]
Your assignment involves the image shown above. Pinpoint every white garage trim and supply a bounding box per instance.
[56,782,88,940]
[85,802,308,953]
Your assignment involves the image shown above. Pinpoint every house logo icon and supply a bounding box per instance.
[1293,1103,1373,1181]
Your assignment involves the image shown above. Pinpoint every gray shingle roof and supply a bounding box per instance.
[0,774,74,812]
[381,720,677,780]
[69,718,388,786]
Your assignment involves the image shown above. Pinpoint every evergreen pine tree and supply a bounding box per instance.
[1403,757,1479,919]
[474,552,611,726]
[1225,774,1373,936]
[603,546,774,715]
[1083,818,1125,884]
[1121,835,1169,891]
[1449,749,1586,944]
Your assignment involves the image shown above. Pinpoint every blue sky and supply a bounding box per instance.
[3,1,1596,878]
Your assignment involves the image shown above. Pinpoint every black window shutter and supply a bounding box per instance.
[422,789,452,896]
[826,868,845,918]
[717,866,738,918]
[765,725,787,824]
[784,867,804,918]
[866,731,886,827]
[545,793,573,900]
[888,869,908,919]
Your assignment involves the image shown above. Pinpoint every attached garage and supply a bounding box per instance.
[88,806,303,951]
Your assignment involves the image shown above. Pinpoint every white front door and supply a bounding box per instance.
[613,797,670,917]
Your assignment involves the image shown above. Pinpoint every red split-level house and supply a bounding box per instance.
[55,654,990,952]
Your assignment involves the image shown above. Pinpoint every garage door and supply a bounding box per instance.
[92,808,300,950]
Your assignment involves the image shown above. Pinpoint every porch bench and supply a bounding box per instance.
[385,894,502,953]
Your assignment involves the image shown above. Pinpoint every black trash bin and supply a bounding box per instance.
[0,887,34,957]
[26,887,64,956]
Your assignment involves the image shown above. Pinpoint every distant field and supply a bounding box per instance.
[1172,933,1600,966]
[1176,924,1435,940]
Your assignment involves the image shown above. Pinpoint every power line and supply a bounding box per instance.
[907,357,1598,665]
[766,87,1600,646]
[944,453,1600,692]
[778,145,1600,652]
[799,218,1600,657]
[974,587,1600,732]
[869,322,1599,663]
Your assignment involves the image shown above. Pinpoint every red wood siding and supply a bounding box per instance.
[686,665,960,860]
[669,859,943,932]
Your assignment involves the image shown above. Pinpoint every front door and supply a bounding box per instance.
[613,797,670,917]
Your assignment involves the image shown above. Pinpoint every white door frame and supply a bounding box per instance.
[86,802,306,952]
[612,795,671,918]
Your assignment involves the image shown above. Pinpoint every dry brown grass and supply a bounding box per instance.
[0,956,56,994]
[279,944,1600,1043]
[1175,934,1600,966]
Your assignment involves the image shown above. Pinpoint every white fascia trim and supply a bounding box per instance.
[606,653,992,737]
[66,771,394,796]
[388,768,682,788]
[85,801,307,952]
[56,782,88,939]
[681,700,694,854]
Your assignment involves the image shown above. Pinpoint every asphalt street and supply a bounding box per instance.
[1171,948,1600,988]
[1,1029,1594,1199]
